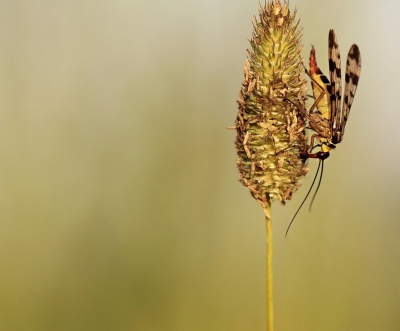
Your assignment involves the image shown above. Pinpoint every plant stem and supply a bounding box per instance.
[264,203,273,331]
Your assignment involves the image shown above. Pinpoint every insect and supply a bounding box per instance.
[304,29,361,160]
[286,29,362,235]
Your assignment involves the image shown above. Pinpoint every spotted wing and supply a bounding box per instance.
[336,44,361,143]
[328,29,342,143]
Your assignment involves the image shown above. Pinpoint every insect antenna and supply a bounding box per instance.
[285,160,322,236]
[309,160,324,211]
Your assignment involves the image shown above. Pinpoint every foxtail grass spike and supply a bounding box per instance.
[235,0,308,214]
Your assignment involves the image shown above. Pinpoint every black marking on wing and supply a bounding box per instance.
[328,29,342,141]
[337,44,361,143]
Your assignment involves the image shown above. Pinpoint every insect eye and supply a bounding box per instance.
[317,151,330,160]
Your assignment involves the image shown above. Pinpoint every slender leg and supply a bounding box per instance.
[304,68,328,115]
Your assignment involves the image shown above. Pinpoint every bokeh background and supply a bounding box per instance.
[0,0,398,330]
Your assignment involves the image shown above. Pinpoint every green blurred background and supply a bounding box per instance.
[0,0,398,330]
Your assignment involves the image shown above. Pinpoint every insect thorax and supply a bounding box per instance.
[321,142,335,152]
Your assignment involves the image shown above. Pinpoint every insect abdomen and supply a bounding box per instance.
[309,47,331,120]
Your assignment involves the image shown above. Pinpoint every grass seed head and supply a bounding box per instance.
[235,0,308,212]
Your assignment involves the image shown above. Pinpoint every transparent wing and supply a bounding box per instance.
[337,44,361,142]
[328,29,342,141]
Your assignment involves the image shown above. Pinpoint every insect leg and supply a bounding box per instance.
[305,68,329,114]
